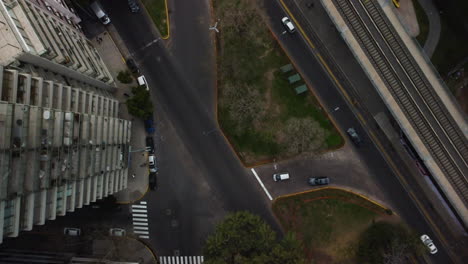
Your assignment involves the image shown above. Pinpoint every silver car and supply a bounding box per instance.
[420,234,438,254]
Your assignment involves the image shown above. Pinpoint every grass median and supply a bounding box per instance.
[140,0,169,38]
[215,0,343,165]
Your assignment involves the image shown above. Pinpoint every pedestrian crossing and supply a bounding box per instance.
[132,201,150,239]
[159,256,204,264]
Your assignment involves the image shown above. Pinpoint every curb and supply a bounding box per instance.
[271,186,391,212]
[117,184,149,205]
[140,0,171,39]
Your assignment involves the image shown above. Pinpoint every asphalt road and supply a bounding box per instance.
[263,0,451,262]
[101,0,280,256]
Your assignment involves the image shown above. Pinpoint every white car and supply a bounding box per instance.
[109,228,126,237]
[64,227,81,236]
[281,17,296,33]
[420,234,438,254]
[273,173,290,182]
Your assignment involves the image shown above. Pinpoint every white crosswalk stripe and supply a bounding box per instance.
[159,256,204,264]
[131,201,150,239]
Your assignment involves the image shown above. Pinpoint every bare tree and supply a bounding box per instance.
[281,117,328,155]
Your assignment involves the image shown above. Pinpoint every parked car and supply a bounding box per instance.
[347,128,362,146]
[149,172,157,190]
[145,136,155,153]
[420,234,438,254]
[90,1,110,25]
[109,228,126,237]
[281,17,296,33]
[126,58,139,74]
[148,154,157,173]
[64,227,81,236]
[308,177,330,186]
[127,0,140,12]
[144,118,155,134]
[137,75,149,90]
[273,173,290,182]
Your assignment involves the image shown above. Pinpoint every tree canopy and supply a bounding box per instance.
[203,211,305,264]
[126,85,153,119]
[356,222,422,264]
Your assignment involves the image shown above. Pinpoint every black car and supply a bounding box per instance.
[145,136,155,153]
[308,177,330,186]
[126,58,139,74]
[128,0,140,13]
[149,173,157,190]
[346,128,362,146]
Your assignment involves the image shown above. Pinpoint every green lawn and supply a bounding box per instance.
[412,0,429,45]
[215,0,343,165]
[140,0,169,38]
[273,188,391,263]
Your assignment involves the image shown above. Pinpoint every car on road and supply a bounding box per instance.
[420,234,438,254]
[64,227,81,236]
[127,0,140,13]
[347,128,362,146]
[145,136,155,153]
[109,228,126,237]
[126,58,139,74]
[281,17,296,33]
[308,177,330,186]
[149,172,157,190]
[273,173,290,182]
[148,154,157,173]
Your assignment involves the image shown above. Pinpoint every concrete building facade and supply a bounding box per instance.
[0,63,130,244]
[0,0,113,84]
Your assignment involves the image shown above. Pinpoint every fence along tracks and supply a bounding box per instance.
[332,0,468,204]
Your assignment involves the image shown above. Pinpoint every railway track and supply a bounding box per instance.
[332,0,468,203]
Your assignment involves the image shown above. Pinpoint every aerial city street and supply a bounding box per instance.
[0,0,467,263]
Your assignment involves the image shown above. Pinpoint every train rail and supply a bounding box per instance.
[332,0,468,204]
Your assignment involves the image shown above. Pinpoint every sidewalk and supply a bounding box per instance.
[91,29,150,203]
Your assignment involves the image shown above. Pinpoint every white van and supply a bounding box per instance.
[91,1,110,25]
[273,173,290,182]
[137,75,149,91]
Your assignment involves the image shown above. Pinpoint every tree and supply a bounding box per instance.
[203,211,305,264]
[356,222,422,264]
[126,86,153,119]
[116,70,133,84]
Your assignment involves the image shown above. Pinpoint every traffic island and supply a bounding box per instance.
[273,187,422,263]
[213,0,343,166]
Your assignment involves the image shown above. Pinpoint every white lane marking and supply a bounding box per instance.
[250,168,273,200]
[140,201,147,204]
[132,209,147,213]
[133,218,148,222]
[139,235,149,239]
[134,230,149,234]
[132,205,147,208]
[132,213,147,217]
[201,256,204,262]
[133,222,148,226]
[134,226,149,230]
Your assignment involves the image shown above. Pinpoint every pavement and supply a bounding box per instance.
[416,0,442,57]
[393,0,420,37]
[90,29,151,204]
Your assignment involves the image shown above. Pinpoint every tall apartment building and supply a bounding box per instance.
[0,0,113,86]
[0,1,132,244]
